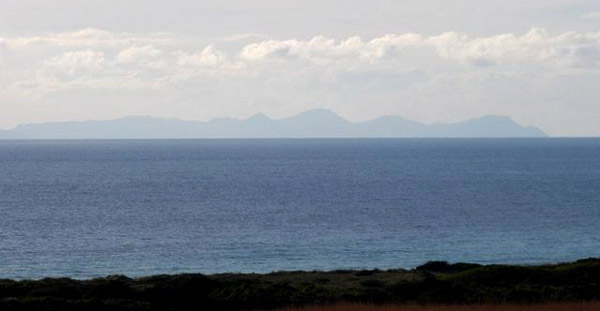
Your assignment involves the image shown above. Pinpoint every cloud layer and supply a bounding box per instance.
[1,28,600,136]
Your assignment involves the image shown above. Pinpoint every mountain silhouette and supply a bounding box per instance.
[0,110,547,139]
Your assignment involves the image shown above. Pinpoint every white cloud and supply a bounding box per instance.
[6,28,174,49]
[177,45,227,66]
[240,36,377,61]
[241,39,298,60]
[117,45,163,64]
[6,28,599,70]
[430,29,600,69]
[239,29,600,70]
[46,50,107,75]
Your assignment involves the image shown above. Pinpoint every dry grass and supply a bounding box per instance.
[283,301,600,311]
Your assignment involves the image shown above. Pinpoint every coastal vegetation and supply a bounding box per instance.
[1,258,599,310]
[286,302,600,311]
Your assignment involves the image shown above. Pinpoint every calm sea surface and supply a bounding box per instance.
[0,139,599,279]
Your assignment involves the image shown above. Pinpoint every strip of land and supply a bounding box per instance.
[1,258,599,310]
[285,301,600,311]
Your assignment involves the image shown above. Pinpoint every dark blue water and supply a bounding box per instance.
[1,139,599,279]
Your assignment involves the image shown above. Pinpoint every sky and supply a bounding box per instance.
[1,0,599,136]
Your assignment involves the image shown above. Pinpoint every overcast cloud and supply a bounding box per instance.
[1,0,599,136]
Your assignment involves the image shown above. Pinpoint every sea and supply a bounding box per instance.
[0,138,599,279]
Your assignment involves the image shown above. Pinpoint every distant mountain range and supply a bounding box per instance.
[0,109,547,139]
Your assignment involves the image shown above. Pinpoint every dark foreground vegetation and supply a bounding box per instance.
[286,301,600,311]
[1,258,599,311]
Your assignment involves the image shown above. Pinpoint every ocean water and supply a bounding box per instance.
[0,138,599,279]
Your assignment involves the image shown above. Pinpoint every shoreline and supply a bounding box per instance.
[1,258,599,310]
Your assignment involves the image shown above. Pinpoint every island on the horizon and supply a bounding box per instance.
[0,109,547,139]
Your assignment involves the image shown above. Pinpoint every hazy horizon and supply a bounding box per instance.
[1,1,599,136]
[0,108,547,139]
[0,108,544,128]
